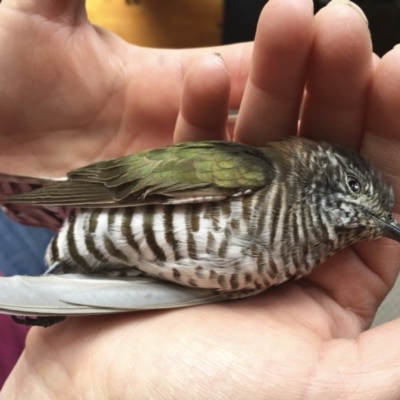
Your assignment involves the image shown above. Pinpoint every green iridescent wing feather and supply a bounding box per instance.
[0,141,275,207]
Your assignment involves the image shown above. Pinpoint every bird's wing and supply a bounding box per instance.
[0,274,222,318]
[0,141,275,208]
[0,173,69,229]
[0,173,65,190]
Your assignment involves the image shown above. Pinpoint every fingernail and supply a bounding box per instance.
[394,44,400,50]
[213,53,229,72]
[328,0,368,26]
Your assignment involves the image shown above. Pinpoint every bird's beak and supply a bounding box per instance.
[373,214,400,243]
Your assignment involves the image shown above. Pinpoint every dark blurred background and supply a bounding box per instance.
[90,1,399,55]
[223,0,400,57]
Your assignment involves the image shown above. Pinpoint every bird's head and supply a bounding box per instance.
[286,138,400,244]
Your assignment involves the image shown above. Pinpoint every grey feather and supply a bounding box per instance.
[0,274,223,317]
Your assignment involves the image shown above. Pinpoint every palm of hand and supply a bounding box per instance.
[0,2,241,176]
[0,5,126,172]
[2,0,400,398]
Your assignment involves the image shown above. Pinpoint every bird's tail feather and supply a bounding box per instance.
[0,274,223,317]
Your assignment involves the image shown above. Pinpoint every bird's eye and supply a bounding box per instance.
[347,176,361,194]
[387,214,394,223]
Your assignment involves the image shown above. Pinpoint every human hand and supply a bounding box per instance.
[3,0,400,399]
[0,0,250,176]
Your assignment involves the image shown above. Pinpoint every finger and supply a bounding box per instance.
[181,43,252,115]
[362,45,400,195]
[233,0,315,146]
[353,47,400,287]
[300,0,373,149]
[174,53,231,143]
[2,0,86,23]
[358,320,400,392]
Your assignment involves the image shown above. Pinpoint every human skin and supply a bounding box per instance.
[2,0,400,398]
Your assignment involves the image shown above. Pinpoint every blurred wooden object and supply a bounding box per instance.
[86,0,223,48]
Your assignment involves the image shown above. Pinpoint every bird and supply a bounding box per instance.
[0,137,399,327]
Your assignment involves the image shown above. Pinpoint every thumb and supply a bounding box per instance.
[315,319,400,398]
